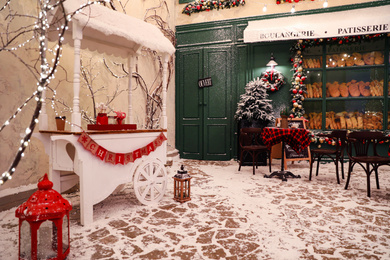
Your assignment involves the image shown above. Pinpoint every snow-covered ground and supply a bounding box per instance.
[1,158,389,259]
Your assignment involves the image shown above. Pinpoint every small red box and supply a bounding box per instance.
[87,124,137,131]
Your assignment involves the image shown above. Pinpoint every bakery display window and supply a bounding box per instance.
[302,37,388,131]
[302,45,322,69]
[326,39,385,68]
[304,71,323,99]
[305,100,322,130]
[326,67,385,98]
[325,99,383,130]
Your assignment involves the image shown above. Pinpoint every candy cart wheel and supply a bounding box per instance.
[133,159,167,205]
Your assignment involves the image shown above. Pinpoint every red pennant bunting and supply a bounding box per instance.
[124,153,134,164]
[105,151,116,164]
[141,146,149,156]
[133,149,141,160]
[87,140,99,155]
[78,132,92,148]
[78,132,166,165]
[96,146,107,161]
[159,133,167,141]
[147,142,155,153]
[116,153,125,165]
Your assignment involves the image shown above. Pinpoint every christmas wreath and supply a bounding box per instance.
[259,69,285,92]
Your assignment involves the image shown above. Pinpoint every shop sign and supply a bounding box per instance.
[244,5,390,43]
[198,77,213,88]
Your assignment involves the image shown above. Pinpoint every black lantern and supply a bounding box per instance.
[173,165,191,203]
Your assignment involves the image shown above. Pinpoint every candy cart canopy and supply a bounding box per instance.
[49,0,175,56]
[244,5,390,43]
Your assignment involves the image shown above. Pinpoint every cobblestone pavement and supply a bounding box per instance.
[1,159,389,259]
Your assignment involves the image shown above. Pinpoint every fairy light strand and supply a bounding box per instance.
[1,0,109,185]
[0,0,12,12]
[0,94,36,132]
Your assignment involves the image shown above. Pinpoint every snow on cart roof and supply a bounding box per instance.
[50,0,175,56]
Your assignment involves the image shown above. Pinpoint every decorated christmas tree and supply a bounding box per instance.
[235,78,275,127]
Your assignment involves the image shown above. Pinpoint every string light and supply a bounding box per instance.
[323,0,328,8]
[291,4,295,13]
[1,0,109,186]
[263,4,267,12]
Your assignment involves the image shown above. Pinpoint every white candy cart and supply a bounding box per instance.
[35,1,175,226]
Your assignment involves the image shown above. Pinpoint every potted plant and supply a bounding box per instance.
[55,116,66,131]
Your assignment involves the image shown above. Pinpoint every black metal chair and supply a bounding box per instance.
[238,128,271,175]
[309,130,347,184]
[345,131,390,197]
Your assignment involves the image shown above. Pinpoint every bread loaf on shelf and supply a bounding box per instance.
[325,51,383,68]
[305,111,383,130]
[322,79,383,98]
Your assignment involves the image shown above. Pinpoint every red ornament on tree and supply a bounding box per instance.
[292,89,298,94]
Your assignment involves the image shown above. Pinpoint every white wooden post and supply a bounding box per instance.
[127,55,135,124]
[161,54,169,129]
[71,22,83,132]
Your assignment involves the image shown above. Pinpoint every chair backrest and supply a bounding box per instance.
[239,128,263,147]
[347,131,385,157]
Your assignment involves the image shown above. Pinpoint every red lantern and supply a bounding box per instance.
[15,174,72,260]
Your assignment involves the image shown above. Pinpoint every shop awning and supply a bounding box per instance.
[48,0,175,56]
[244,5,390,43]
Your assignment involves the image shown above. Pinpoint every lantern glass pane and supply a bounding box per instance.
[20,220,31,259]
[62,216,69,253]
[37,221,57,259]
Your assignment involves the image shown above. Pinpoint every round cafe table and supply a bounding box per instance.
[261,127,311,181]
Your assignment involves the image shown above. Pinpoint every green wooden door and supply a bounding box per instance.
[176,46,232,160]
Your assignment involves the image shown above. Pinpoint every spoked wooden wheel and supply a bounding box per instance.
[133,159,167,205]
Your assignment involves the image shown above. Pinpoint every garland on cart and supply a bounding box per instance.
[182,0,245,15]
[259,68,285,92]
[77,132,167,165]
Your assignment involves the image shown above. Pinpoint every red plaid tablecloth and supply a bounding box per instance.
[262,127,311,154]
